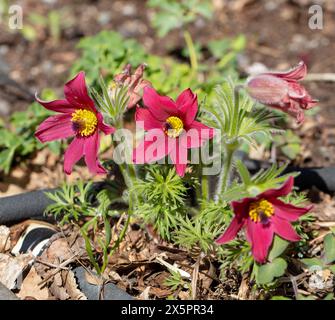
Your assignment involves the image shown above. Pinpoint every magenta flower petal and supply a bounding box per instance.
[64,71,95,110]
[169,139,187,177]
[216,177,311,264]
[272,199,313,221]
[133,131,171,164]
[114,64,152,109]
[83,132,106,174]
[269,61,307,81]
[272,215,301,241]
[246,61,316,124]
[261,176,294,199]
[216,216,245,244]
[97,113,115,135]
[176,88,198,127]
[247,74,288,105]
[142,87,178,121]
[231,198,252,217]
[287,82,306,99]
[181,121,215,149]
[64,137,85,175]
[35,71,115,176]
[35,95,75,114]
[246,220,274,264]
[134,86,214,175]
[35,114,74,143]
[135,107,163,130]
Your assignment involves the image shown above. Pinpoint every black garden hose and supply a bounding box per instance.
[0,282,18,300]
[0,189,56,225]
[1,164,335,225]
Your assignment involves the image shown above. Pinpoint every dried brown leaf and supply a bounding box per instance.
[0,253,33,290]
[17,267,49,300]
[0,226,11,253]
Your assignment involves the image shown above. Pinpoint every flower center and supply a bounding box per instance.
[164,116,184,138]
[249,199,274,223]
[71,109,98,137]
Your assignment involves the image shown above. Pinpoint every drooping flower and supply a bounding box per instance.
[133,87,215,177]
[246,61,317,123]
[35,72,115,175]
[111,64,152,109]
[216,177,313,263]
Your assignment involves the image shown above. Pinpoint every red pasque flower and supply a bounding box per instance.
[216,177,313,263]
[112,64,152,109]
[246,61,317,124]
[133,87,215,177]
[35,72,115,175]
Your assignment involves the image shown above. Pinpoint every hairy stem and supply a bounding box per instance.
[183,30,198,74]
[221,146,235,194]
[201,173,209,207]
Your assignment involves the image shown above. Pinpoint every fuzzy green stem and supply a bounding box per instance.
[183,30,198,74]
[201,173,209,207]
[107,193,133,260]
[221,146,235,194]
[215,143,238,201]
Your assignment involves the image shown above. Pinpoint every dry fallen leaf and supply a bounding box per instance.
[46,238,73,264]
[17,266,49,300]
[49,272,70,300]
[0,253,33,290]
[84,270,104,286]
[63,270,87,300]
[0,226,11,253]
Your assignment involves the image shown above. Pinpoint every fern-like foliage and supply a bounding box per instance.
[131,166,187,240]
[221,161,298,202]
[202,79,281,146]
[90,77,129,126]
[173,200,232,254]
[45,181,95,224]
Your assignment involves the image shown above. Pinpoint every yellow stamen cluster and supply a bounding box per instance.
[249,199,274,223]
[71,109,98,137]
[164,116,184,138]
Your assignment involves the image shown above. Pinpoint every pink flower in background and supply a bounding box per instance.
[246,61,317,124]
[35,72,115,175]
[113,64,152,109]
[216,177,313,263]
[133,87,215,177]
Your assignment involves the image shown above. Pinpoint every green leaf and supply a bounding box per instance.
[268,236,289,261]
[297,294,316,300]
[256,257,287,285]
[0,148,16,174]
[328,265,335,273]
[324,293,334,300]
[235,160,251,186]
[281,143,301,160]
[324,233,335,264]
[300,258,325,268]
[271,296,292,300]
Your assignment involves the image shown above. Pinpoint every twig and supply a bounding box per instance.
[35,258,69,270]
[290,275,299,300]
[38,253,79,286]
[305,73,335,82]
[191,255,201,300]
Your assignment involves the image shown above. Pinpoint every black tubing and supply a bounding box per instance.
[73,266,133,300]
[0,189,56,225]
[1,164,335,225]
[284,166,335,193]
[0,282,18,300]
